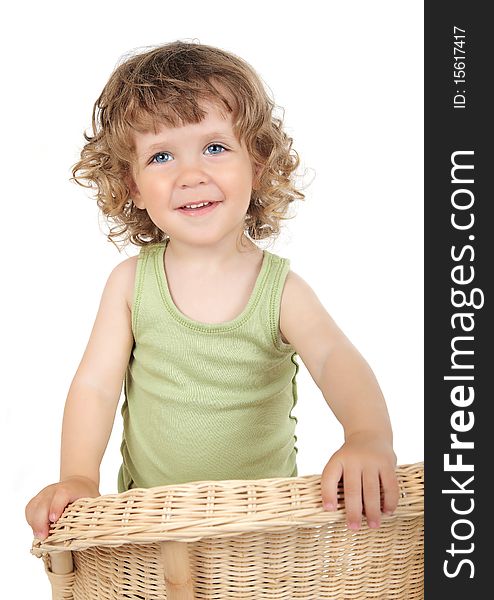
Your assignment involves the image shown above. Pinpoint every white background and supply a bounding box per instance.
[2,1,423,596]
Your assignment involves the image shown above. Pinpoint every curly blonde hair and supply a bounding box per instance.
[71,40,305,248]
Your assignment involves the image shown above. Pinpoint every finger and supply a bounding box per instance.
[30,507,51,540]
[380,466,400,515]
[25,497,37,526]
[343,467,363,530]
[321,459,343,511]
[26,498,51,540]
[362,468,382,528]
[25,491,45,523]
[48,489,72,525]
[34,521,51,541]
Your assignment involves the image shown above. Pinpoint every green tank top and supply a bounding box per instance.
[117,239,300,492]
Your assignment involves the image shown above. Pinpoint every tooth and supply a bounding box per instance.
[184,202,209,208]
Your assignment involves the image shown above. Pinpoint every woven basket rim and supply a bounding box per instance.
[32,461,423,556]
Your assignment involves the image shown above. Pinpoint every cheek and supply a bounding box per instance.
[142,176,172,198]
[221,162,255,192]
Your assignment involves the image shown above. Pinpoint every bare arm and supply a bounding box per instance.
[26,256,138,539]
[313,340,393,444]
[280,271,399,529]
[60,256,137,486]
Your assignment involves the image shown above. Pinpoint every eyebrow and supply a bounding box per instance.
[144,131,237,153]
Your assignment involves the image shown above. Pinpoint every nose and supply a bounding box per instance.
[176,157,210,188]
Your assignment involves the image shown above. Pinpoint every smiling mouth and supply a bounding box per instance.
[176,201,221,215]
[178,201,216,210]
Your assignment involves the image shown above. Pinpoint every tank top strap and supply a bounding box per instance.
[130,242,165,338]
[259,249,296,354]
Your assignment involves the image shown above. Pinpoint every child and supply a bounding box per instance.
[25,40,399,541]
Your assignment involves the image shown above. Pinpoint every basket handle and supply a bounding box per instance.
[160,541,195,599]
[49,550,73,575]
[47,551,74,600]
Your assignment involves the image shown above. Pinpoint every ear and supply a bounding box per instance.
[125,172,145,209]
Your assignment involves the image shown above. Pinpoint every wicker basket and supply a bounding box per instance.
[31,462,423,599]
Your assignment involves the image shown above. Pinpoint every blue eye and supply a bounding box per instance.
[151,152,171,164]
[205,143,227,155]
[150,144,227,165]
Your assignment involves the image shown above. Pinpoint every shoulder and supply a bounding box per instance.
[106,254,139,311]
[281,270,319,311]
[279,268,339,350]
[279,268,349,380]
[279,269,320,344]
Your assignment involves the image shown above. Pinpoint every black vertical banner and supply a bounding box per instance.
[425,3,491,597]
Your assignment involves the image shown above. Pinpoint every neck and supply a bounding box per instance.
[166,231,258,272]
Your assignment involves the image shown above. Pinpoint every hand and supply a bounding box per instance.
[25,476,100,541]
[320,432,399,530]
